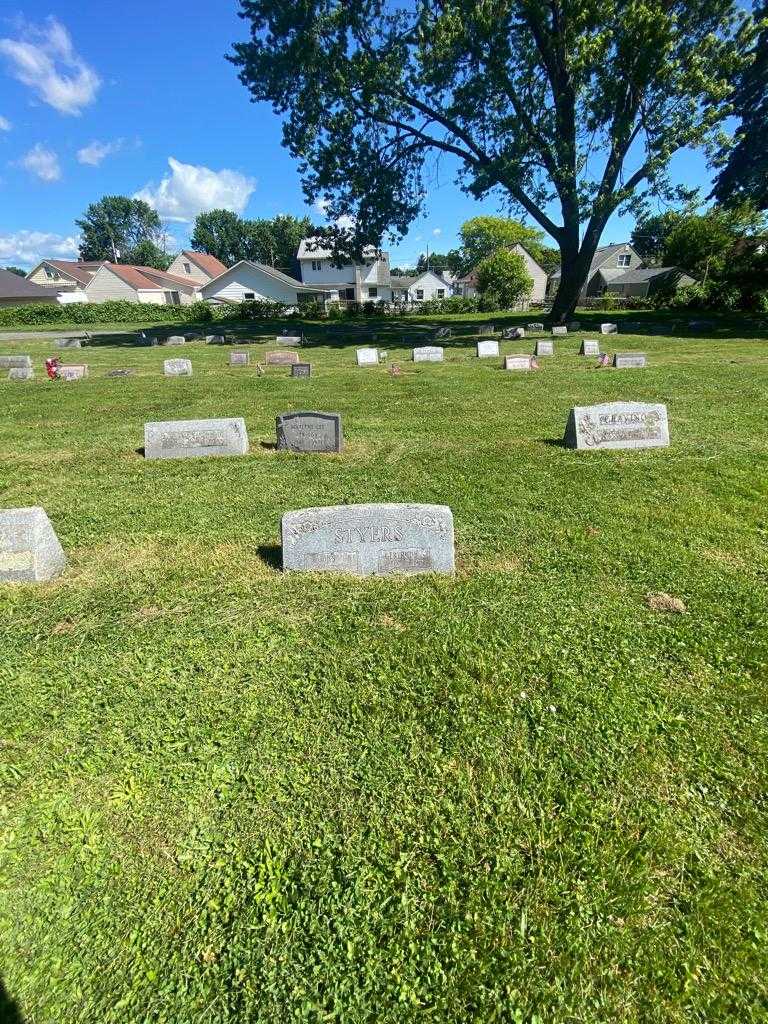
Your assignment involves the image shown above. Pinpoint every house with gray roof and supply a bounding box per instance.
[297,237,393,302]
[200,259,329,305]
[604,266,696,298]
[547,242,644,302]
[0,267,58,307]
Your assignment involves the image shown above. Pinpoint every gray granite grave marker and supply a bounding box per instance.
[356,347,379,366]
[477,339,500,358]
[144,417,249,459]
[265,350,299,365]
[164,358,193,376]
[229,351,250,366]
[0,507,67,583]
[504,354,536,371]
[413,345,444,362]
[162,336,186,346]
[527,323,544,332]
[564,401,669,450]
[8,367,33,381]
[59,364,88,381]
[601,323,618,334]
[281,503,454,575]
[55,338,82,349]
[276,411,342,453]
[552,326,568,336]
[535,340,554,356]
[291,362,312,378]
[502,327,525,339]
[613,352,647,368]
[580,339,600,356]
[277,335,302,346]
[0,355,32,369]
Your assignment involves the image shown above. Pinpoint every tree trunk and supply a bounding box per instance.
[550,237,605,323]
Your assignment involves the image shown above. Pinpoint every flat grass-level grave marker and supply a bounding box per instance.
[281,503,454,575]
[229,351,250,366]
[277,334,302,346]
[276,411,342,453]
[164,358,192,376]
[477,339,500,358]
[413,345,444,362]
[291,362,312,378]
[564,401,669,450]
[552,326,568,336]
[356,347,379,367]
[205,334,226,344]
[527,322,544,332]
[613,352,647,369]
[601,323,619,334]
[503,327,525,339]
[0,355,33,369]
[478,325,496,335]
[144,418,249,460]
[535,340,554,357]
[162,336,186,347]
[8,367,33,381]
[59,365,88,381]
[0,507,67,583]
[580,339,601,356]
[55,338,82,349]
[504,354,537,371]
[265,350,299,366]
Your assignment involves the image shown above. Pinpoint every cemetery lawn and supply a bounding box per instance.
[1,317,767,1023]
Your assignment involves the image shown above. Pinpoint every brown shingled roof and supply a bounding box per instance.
[182,251,228,277]
[45,260,101,287]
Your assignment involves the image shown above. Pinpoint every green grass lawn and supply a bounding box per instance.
[1,316,767,1022]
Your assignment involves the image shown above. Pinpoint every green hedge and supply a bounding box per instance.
[0,300,214,328]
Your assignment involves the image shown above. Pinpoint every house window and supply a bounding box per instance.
[243,292,256,300]
[164,291,181,306]
[311,260,322,271]
[617,254,631,267]
[437,289,445,298]
[368,286,378,298]
[416,289,424,300]
[183,262,192,274]
[44,266,57,279]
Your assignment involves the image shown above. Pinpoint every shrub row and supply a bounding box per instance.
[0,300,215,328]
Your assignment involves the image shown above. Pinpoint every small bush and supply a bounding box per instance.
[237,299,290,319]
[0,300,216,328]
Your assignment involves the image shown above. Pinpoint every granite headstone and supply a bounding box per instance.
[291,362,312,378]
[601,323,618,334]
[229,351,250,366]
[277,335,302,346]
[356,347,379,366]
[144,417,249,459]
[552,326,568,336]
[504,354,536,371]
[0,355,32,369]
[265,350,300,365]
[8,367,33,381]
[580,339,600,356]
[162,336,186,346]
[527,323,544,332]
[59,364,88,381]
[164,358,193,376]
[535,340,554,356]
[0,507,67,583]
[413,345,444,362]
[477,339,500,358]
[613,352,647,368]
[564,401,669,450]
[276,411,342,453]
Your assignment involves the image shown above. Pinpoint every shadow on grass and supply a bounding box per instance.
[0,978,24,1024]
[256,544,282,570]
[542,438,567,448]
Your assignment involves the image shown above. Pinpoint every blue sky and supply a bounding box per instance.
[0,4,720,270]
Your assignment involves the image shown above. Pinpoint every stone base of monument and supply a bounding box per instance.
[282,503,455,575]
[0,507,67,583]
[9,367,33,380]
[144,417,249,459]
[564,401,669,450]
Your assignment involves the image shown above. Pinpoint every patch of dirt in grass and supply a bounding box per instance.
[51,618,79,634]
[378,613,406,631]
[645,592,687,614]
[700,547,750,570]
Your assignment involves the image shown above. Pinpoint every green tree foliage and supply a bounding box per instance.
[662,204,766,279]
[191,209,247,266]
[415,251,463,275]
[630,212,687,264]
[76,196,164,263]
[191,211,316,273]
[3,266,26,277]
[712,2,768,210]
[458,216,546,273]
[231,0,752,321]
[129,240,172,271]
[476,248,533,308]
[536,246,561,275]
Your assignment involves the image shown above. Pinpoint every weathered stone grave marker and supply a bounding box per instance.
[502,327,525,339]
[552,326,568,336]
[8,367,33,381]
[535,340,554,357]
[281,503,455,575]
[229,351,250,366]
[601,323,618,334]
[55,338,82,349]
[356,347,379,367]
[144,417,249,460]
[0,355,32,369]
[59,365,88,381]
[504,354,537,371]
[580,339,600,356]
[276,411,342,453]
[564,401,669,450]
[413,345,444,362]
[205,335,226,344]
[477,339,500,358]
[106,369,134,378]
[613,352,647,369]
[527,323,544,332]
[164,358,193,376]
[291,362,312,378]
[265,350,299,365]
[162,336,186,347]
[0,507,67,583]
[277,334,302,346]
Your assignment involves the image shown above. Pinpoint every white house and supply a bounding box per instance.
[26,259,101,301]
[297,238,392,302]
[547,242,644,301]
[390,270,453,303]
[166,250,228,285]
[84,264,201,305]
[200,260,327,305]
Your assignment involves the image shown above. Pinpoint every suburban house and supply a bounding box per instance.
[297,238,393,303]
[547,242,644,301]
[199,259,327,305]
[456,245,548,307]
[84,264,202,305]
[390,270,453,303]
[25,259,101,302]
[604,266,696,298]
[166,250,228,285]
[0,267,58,307]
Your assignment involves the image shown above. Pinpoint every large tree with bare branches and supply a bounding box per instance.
[231,1,752,321]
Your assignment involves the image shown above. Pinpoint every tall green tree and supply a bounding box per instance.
[415,251,462,275]
[76,196,164,263]
[662,204,766,279]
[711,2,768,210]
[231,0,752,322]
[3,266,26,277]
[190,209,248,265]
[191,210,316,273]
[476,248,533,308]
[457,216,547,273]
[630,211,687,264]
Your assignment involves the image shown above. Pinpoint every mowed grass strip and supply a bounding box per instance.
[1,318,767,1023]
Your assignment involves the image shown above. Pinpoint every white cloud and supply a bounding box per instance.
[432,228,442,236]
[0,229,78,267]
[20,143,61,182]
[0,17,100,116]
[313,197,331,216]
[77,138,122,166]
[135,157,256,223]
[0,115,11,131]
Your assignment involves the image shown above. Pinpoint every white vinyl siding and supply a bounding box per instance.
[85,267,141,303]
[201,263,300,304]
